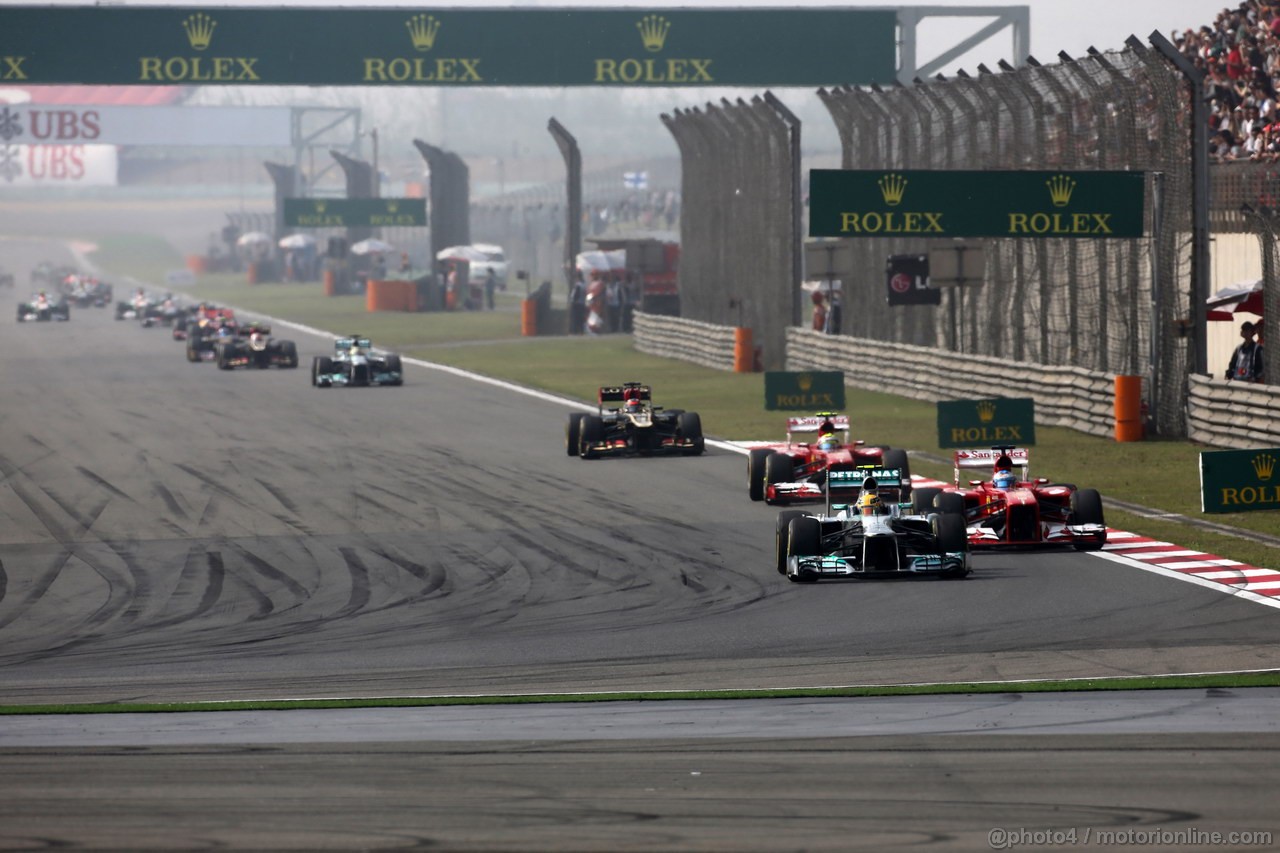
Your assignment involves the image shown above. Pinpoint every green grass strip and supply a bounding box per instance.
[3,670,1278,715]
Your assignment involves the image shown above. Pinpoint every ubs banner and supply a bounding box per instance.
[0,104,292,147]
[1,144,116,186]
[1200,448,1280,513]
[937,398,1036,448]
[764,371,845,412]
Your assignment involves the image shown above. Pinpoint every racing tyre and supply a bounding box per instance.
[186,342,200,362]
[775,510,807,575]
[933,512,968,553]
[216,343,233,370]
[747,448,773,502]
[763,453,795,504]
[278,340,299,368]
[384,354,403,385]
[932,512,970,578]
[786,516,822,583]
[912,487,941,516]
[677,411,704,456]
[935,491,966,518]
[881,448,911,495]
[566,413,584,457]
[1070,488,1106,551]
[579,415,605,459]
[312,356,334,386]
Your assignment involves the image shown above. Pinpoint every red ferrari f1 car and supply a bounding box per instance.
[916,447,1107,550]
[746,413,910,504]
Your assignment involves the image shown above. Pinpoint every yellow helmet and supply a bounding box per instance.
[859,492,883,516]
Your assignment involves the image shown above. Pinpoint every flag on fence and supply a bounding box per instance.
[623,170,649,190]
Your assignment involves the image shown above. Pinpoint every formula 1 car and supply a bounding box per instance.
[185,315,239,362]
[62,274,112,308]
[215,322,299,370]
[17,293,70,322]
[777,465,969,583]
[747,413,909,504]
[173,304,235,341]
[567,382,704,458]
[312,336,403,387]
[917,447,1107,550]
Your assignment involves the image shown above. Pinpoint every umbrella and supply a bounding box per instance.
[351,238,394,256]
[278,233,316,250]
[235,231,271,248]
[436,245,486,262]
[1206,278,1263,320]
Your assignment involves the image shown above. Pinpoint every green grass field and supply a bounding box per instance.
[93,235,1280,570]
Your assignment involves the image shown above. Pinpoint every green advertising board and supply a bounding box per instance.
[1200,448,1280,513]
[0,8,896,87]
[764,371,846,411]
[283,198,426,228]
[937,398,1036,448]
[809,170,1146,239]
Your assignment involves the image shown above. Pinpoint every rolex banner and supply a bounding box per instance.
[0,7,896,87]
[764,371,845,412]
[937,398,1035,448]
[283,198,426,228]
[809,170,1146,240]
[1200,448,1280,513]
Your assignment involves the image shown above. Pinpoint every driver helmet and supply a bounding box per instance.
[993,469,1017,490]
[816,432,840,452]
[858,492,883,516]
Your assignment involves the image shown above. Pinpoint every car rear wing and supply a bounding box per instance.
[786,413,850,445]
[335,337,373,351]
[827,466,902,514]
[953,446,1030,485]
[599,383,651,412]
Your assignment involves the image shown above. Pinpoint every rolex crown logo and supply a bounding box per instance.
[387,201,398,213]
[1253,452,1276,481]
[797,373,813,392]
[406,13,442,52]
[976,401,997,423]
[1046,174,1077,208]
[182,12,217,51]
[314,201,326,213]
[637,14,671,52]
[878,173,907,207]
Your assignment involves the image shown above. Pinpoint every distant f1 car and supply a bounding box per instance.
[174,304,235,341]
[312,336,403,387]
[777,465,969,583]
[746,413,909,504]
[185,316,239,362]
[17,293,70,322]
[567,382,704,459]
[916,447,1107,550]
[215,323,299,370]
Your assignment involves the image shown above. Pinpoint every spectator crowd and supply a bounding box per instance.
[1178,0,1280,161]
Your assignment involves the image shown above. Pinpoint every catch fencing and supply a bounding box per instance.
[660,95,800,372]
[811,46,1193,437]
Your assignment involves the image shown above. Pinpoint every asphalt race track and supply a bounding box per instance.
[3,225,1280,849]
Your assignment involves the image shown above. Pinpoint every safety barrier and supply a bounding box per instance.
[635,316,1280,448]
[633,311,738,372]
[785,328,1117,439]
[1187,375,1280,449]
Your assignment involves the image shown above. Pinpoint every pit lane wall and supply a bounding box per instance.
[1187,375,1280,449]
